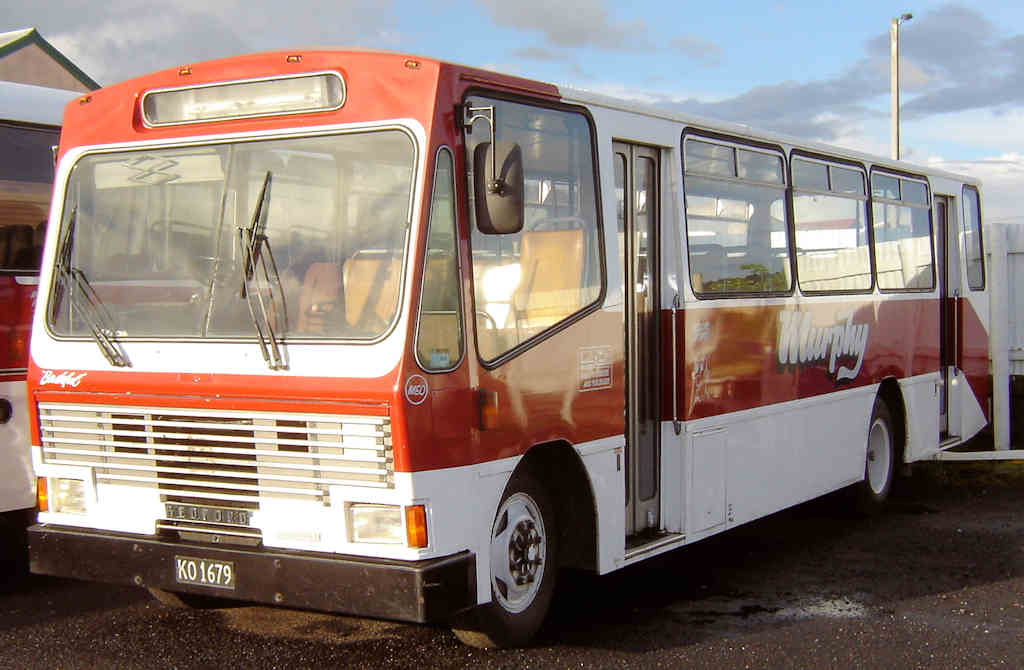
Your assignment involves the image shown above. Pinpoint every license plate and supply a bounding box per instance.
[174,556,236,590]
[165,503,250,526]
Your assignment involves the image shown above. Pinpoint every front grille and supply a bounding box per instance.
[38,403,394,511]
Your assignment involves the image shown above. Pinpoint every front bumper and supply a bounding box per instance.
[29,525,476,623]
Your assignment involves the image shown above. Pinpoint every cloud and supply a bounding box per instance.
[896,6,1024,118]
[672,35,723,66]
[7,0,398,85]
[613,4,1024,148]
[511,46,568,62]
[476,0,651,51]
[927,153,1024,222]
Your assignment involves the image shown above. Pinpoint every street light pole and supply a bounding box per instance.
[890,13,913,161]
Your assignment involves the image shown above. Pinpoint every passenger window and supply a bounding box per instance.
[792,157,871,293]
[464,96,601,363]
[871,172,935,291]
[416,149,464,371]
[0,123,60,273]
[684,137,791,295]
[962,185,985,290]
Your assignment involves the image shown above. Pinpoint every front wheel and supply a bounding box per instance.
[854,398,896,514]
[452,468,558,648]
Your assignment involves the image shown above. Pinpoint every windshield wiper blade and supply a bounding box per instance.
[55,207,130,367]
[238,171,287,370]
[67,269,130,367]
[241,170,272,290]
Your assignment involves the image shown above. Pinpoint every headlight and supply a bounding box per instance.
[48,478,87,515]
[347,504,403,544]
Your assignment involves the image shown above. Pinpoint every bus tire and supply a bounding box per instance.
[147,587,223,609]
[855,397,896,514]
[452,467,558,648]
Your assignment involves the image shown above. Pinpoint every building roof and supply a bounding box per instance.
[0,27,99,92]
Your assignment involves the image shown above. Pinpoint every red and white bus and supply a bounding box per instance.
[0,81,75,577]
[27,50,996,645]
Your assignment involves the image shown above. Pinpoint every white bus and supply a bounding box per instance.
[24,51,1011,645]
[0,81,76,580]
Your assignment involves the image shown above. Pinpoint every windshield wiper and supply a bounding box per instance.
[54,207,130,367]
[238,171,288,370]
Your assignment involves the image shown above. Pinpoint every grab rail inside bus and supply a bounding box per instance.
[672,293,681,435]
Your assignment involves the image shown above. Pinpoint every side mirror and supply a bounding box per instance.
[473,141,524,235]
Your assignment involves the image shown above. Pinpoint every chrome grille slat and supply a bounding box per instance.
[39,403,395,508]
[41,441,389,464]
[46,457,389,482]
[98,473,330,496]
[41,419,388,441]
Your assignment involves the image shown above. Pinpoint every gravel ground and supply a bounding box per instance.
[1,460,1021,669]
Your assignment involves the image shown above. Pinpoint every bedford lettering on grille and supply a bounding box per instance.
[165,503,250,526]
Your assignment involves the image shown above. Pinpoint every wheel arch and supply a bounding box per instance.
[513,440,598,572]
[877,377,908,464]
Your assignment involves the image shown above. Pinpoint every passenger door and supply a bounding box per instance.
[614,142,661,537]
[935,194,962,440]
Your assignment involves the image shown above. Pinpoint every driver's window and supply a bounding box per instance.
[465,96,602,362]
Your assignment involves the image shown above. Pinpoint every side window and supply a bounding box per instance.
[684,137,791,295]
[465,96,602,363]
[792,157,871,293]
[871,172,934,290]
[416,149,464,371]
[0,123,60,273]
[962,185,985,290]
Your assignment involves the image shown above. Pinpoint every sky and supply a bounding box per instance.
[5,0,1023,222]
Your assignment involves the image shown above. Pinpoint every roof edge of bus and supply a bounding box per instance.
[86,47,561,103]
[0,80,79,126]
[557,84,980,185]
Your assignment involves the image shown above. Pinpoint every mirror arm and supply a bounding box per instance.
[463,105,503,194]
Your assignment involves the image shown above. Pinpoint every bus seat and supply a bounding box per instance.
[514,229,584,329]
[343,251,401,333]
[11,245,42,270]
[5,224,33,268]
[297,262,342,334]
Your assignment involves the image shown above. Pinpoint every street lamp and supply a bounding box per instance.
[890,12,913,160]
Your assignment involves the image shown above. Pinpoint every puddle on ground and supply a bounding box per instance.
[670,593,870,628]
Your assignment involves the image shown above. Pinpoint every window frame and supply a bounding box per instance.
[789,150,874,296]
[961,183,986,291]
[461,89,607,369]
[868,167,936,294]
[682,128,794,300]
[413,146,466,374]
[45,124,421,345]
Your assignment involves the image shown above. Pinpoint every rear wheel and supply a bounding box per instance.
[855,398,896,514]
[452,468,557,648]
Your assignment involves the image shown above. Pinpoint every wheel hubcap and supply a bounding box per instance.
[866,417,892,495]
[490,492,545,613]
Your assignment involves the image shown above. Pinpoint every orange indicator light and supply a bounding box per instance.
[37,477,49,512]
[479,389,499,430]
[405,505,428,548]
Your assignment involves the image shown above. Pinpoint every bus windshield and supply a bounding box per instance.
[48,128,416,341]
